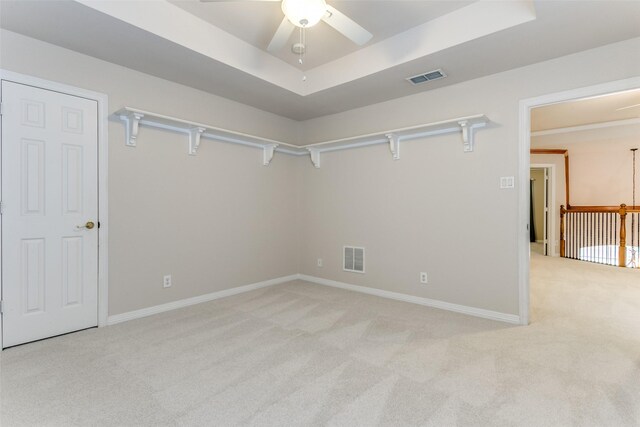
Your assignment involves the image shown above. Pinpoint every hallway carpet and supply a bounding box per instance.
[2,254,639,426]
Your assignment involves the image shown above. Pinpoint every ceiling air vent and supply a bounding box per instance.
[344,246,365,273]
[407,69,447,85]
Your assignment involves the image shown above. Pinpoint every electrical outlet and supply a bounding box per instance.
[317,258,323,267]
[420,272,428,284]
[163,275,172,288]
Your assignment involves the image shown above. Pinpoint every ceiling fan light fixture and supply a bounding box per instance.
[282,0,327,28]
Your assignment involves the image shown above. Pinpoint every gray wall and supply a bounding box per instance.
[1,28,639,318]
[0,30,302,315]
[298,37,640,315]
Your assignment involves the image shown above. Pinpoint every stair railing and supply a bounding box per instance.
[560,204,640,267]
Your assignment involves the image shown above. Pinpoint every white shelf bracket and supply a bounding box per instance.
[458,120,475,152]
[263,144,278,166]
[386,133,400,160]
[308,148,321,168]
[122,111,144,147]
[188,127,206,155]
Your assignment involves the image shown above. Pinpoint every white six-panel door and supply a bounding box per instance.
[1,81,98,348]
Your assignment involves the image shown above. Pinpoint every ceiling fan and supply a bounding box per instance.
[200,0,373,53]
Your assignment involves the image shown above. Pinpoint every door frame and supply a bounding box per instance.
[518,76,640,326]
[0,70,109,348]
[530,164,557,257]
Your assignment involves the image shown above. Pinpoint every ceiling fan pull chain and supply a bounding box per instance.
[298,25,305,65]
[299,26,302,64]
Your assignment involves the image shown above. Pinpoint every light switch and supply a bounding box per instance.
[500,176,515,189]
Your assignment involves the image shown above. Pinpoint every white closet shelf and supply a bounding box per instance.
[303,114,490,167]
[115,107,302,165]
[115,107,490,168]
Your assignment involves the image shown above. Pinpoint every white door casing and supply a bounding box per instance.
[1,81,98,347]
[543,168,549,256]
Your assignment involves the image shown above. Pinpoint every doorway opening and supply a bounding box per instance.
[518,77,640,325]
[529,165,555,256]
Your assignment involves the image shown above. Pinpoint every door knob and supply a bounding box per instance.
[76,221,95,230]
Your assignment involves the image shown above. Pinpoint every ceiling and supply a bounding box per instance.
[168,1,474,70]
[532,89,640,132]
[2,0,640,121]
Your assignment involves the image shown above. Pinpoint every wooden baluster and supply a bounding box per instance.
[560,205,566,258]
[619,204,627,267]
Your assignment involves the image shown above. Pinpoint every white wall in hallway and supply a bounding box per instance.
[533,124,640,206]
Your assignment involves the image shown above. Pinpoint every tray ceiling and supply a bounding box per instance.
[533,89,640,132]
[1,0,639,121]
[168,0,473,70]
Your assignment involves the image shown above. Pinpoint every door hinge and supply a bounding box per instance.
[0,102,4,116]
[0,201,4,215]
[0,301,3,314]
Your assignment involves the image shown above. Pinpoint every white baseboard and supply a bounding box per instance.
[298,274,521,325]
[107,273,520,326]
[107,274,300,325]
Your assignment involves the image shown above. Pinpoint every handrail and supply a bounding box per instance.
[560,204,640,267]
[562,205,640,213]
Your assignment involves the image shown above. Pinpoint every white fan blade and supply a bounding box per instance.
[268,17,295,52]
[322,5,373,46]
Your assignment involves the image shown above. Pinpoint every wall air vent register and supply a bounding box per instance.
[344,246,365,273]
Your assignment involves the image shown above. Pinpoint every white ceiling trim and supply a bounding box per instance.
[75,0,305,94]
[76,0,536,97]
[304,0,537,94]
[531,117,640,137]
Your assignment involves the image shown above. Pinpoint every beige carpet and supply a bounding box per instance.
[530,242,544,255]
[1,254,639,426]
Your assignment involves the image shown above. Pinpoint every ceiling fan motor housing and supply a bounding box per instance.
[281,0,328,28]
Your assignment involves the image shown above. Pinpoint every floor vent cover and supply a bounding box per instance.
[344,246,365,273]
